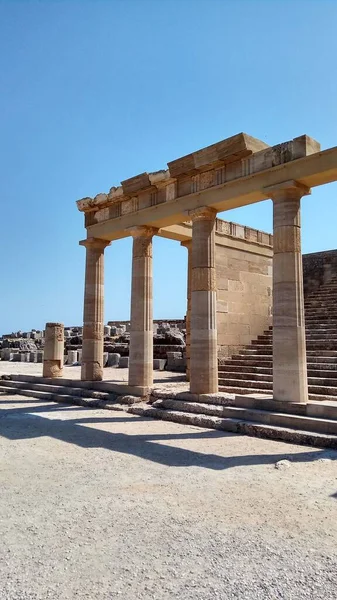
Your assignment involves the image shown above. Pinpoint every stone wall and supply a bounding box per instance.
[215,220,273,359]
[303,250,337,296]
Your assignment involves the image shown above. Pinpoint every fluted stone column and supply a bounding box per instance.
[79,237,110,381]
[128,226,157,390]
[181,240,192,381]
[267,180,310,404]
[190,207,218,394]
[43,322,64,378]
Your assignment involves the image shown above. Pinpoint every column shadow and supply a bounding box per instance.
[1,399,336,471]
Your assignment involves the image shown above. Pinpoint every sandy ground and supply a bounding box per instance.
[0,392,336,600]
[0,362,190,393]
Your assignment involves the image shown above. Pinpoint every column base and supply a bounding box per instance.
[43,360,63,379]
[81,361,103,382]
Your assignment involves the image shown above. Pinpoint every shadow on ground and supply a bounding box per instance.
[0,397,336,471]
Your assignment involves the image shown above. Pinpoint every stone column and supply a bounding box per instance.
[79,237,110,381]
[43,322,64,378]
[128,226,157,391]
[267,180,310,404]
[181,240,192,381]
[190,207,218,394]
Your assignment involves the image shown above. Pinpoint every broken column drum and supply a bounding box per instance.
[43,322,64,378]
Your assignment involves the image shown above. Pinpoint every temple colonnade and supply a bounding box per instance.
[80,180,308,403]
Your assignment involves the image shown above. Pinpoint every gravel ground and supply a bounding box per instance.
[0,393,336,600]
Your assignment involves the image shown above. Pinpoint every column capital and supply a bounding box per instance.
[264,180,311,201]
[79,237,111,250]
[189,206,217,221]
[128,226,159,238]
[180,239,192,249]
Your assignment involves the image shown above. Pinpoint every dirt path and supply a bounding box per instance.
[0,394,336,599]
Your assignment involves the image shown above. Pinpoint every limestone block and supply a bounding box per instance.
[37,351,44,363]
[104,325,111,336]
[107,353,120,367]
[103,352,109,367]
[119,357,129,368]
[67,350,78,365]
[153,359,167,371]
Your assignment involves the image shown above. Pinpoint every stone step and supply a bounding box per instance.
[218,385,337,402]
[219,371,273,382]
[0,379,114,401]
[219,366,337,380]
[254,335,337,343]
[309,377,337,386]
[306,350,337,357]
[308,384,337,397]
[128,405,337,449]
[0,380,139,406]
[247,343,337,352]
[152,399,337,435]
[307,356,337,363]
[219,365,273,374]
[231,355,272,363]
[219,376,337,395]
[305,324,337,330]
[0,385,104,407]
[306,314,337,318]
[239,348,272,355]
[306,334,337,340]
[219,378,273,390]
[224,359,273,367]
[2,373,145,397]
[230,355,337,365]
[305,318,337,324]
[220,372,337,389]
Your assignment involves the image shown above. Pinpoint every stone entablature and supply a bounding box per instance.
[76,129,337,401]
[76,133,319,231]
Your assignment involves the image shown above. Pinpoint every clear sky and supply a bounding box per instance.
[1,0,337,335]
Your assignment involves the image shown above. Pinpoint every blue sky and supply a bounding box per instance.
[1,0,337,334]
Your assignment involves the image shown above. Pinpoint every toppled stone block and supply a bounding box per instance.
[153,359,166,371]
[37,351,44,363]
[119,357,129,368]
[107,353,120,367]
[67,350,78,365]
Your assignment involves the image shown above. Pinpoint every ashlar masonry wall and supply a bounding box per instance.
[303,249,337,296]
[215,220,273,359]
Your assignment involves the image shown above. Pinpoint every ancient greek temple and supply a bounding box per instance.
[76,133,337,404]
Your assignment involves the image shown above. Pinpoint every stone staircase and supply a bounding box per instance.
[129,392,337,449]
[1,373,336,449]
[0,374,141,409]
[218,276,337,401]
